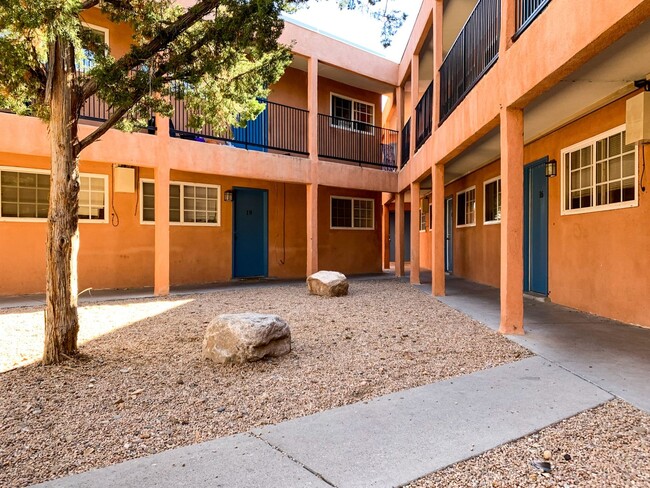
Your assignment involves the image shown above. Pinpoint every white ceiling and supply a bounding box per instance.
[444,18,650,184]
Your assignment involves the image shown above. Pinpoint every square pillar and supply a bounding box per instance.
[431,161,446,296]
[499,107,524,334]
[307,56,319,163]
[396,86,404,168]
[410,181,421,284]
[433,0,444,130]
[306,183,319,276]
[394,191,405,277]
[500,0,516,53]
[154,162,170,296]
[382,200,390,270]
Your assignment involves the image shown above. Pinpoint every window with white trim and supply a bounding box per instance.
[0,168,107,222]
[331,94,374,133]
[330,196,374,229]
[484,177,501,224]
[79,24,109,72]
[141,180,220,225]
[456,187,476,227]
[562,126,637,214]
[419,199,427,231]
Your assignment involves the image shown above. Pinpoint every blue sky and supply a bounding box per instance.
[284,1,423,62]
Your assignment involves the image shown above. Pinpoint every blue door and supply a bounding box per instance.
[389,211,411,262]
[233,188,268,278]
[232,107,268,152]
[524,158,549,295]
[445,196,453,273]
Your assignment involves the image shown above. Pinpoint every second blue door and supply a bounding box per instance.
[233,188,268,278]
[524,158,549,295]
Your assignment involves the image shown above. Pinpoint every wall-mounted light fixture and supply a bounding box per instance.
[224,190,233,202]
[545,159,557,178]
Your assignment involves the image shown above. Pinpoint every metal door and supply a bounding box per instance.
[233,188,268,278]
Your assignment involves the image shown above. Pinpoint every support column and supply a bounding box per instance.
[394,192,405,277]
[382,199,390,270]
[499,107,524,334]
[154,160,170,296]
[410,54,419,158]
[306,183,319,276]
[154,113,170,296]
[500,0,517,53]
[410,181,421,284]
[396,86,404,168]
[307,56,319,163]
[433,0,444,130]
[431,161,446,296]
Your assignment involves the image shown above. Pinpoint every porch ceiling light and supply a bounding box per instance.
[545,159,557,178]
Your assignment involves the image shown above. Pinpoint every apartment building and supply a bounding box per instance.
[1,0,649,333]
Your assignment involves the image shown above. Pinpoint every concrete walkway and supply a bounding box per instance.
[36,357,611,488]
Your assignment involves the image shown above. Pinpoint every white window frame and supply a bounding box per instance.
[419,198,427,232]
[329,196,375,230]
[456,186,476,228]
[139,179,221,227]
[330,93,375,135]
[560,124,638,216]
[0,166,108,223]
[483,176,501,225]
[80,23,109,72]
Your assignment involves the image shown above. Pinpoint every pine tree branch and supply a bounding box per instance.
[75,102,134,154]
[80,0,220,102]
[81,0,100,9]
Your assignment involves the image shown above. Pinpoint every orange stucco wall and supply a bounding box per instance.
[440,95,650,327]
[318,186,382,275]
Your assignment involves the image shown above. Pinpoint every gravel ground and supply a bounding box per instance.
[409,399,650,488]
[0,279,529,488]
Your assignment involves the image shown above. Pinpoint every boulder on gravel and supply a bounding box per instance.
[202,313,291,364]
[307,271,349,297]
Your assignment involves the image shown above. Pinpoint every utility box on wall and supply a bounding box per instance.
[626,91,650,145]
[114,166,135,193]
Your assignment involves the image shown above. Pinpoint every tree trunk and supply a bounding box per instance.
[43,38,81,365]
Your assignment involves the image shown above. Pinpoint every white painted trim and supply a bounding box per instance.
[82,22,110,48]
[329,195,375,230]
[329,92,375,134]
[139,178,221,227]
[0,166,108,223]
[483,176,501,225]
[560,124,639,216]
[455,185,477,228]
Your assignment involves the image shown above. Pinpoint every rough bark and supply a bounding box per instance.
[43,38,81,365]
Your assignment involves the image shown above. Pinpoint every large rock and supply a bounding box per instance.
[202,313,291,364]
[307,271,349,297]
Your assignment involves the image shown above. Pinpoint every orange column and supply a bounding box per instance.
[154,114,170,295]
[394,191,405,277]
[306,56,319,276]
[306,183,319,276]
[410,54,419,158]
[431,161,445,296]
[382,200,390,270]
[410,180,421,284]
[433,0,443,130]
[500,0,517,54]
[499,107,524,334]
[396,86,404,168]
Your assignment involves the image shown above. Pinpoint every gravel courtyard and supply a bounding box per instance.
[0,279,528,487]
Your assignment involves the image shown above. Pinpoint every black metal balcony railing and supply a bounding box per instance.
[318,114,398,171]
[401,118,411,168]
[415,82,433,152]
[170,97,309,155]
[514,0,552,39]
[439,0,500,124]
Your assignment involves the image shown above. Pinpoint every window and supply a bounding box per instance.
[484,177,501,224]
[330,196,374,229]
[79,24,109,72]
[0,167,107,222]
[562,126,637,214]
[456,187,476,227]
[419,198,428,232]
[330,94,374,133]
[141,180,220,225]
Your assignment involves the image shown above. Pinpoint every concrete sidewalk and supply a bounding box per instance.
[35,356,612,488]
